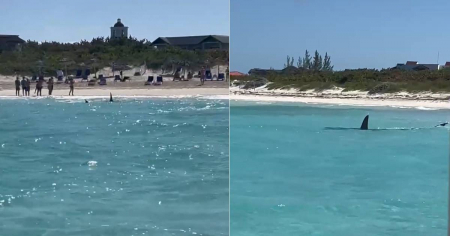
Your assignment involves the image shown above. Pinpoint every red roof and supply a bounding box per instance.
[230,71,245,76]
[445,62,450,66]
[406,61,418,65]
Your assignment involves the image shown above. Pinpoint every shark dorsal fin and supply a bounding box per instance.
[360,115,369,130]
[110,93,113,102]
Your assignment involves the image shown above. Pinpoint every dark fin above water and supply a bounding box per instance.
[435,122,448,127]
[110,93,113,102]
[85,99,89,103]
[360,115,369,130]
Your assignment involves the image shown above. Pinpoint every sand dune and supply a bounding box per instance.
[230,84,450,110]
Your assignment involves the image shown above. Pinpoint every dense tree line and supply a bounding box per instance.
[233,67,450,93]
[285,50,333,72]
[0,36,228,76]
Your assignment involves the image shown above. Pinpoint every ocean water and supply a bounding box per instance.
[231,102,448,236]
[0,97,229,236]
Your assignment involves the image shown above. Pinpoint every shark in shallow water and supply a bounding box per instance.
[324,115,446,131]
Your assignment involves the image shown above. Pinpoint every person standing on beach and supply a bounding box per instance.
[25,78,31,96]
[200,67,205,86]
[34,80,38,95]
[35,79,43,96]
[21,77,26,96]
[69,78,74,96]
[47,77,54,95]
[15,77,20,96]
[225,66,229,82]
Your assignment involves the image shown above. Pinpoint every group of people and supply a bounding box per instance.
[15,77,31,96]
[14,76,74,96]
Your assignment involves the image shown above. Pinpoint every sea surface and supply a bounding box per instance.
[0,97,229,236]
[231,101,448,236]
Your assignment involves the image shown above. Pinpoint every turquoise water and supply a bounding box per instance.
[231,102,448,236]
[0,97,229,236]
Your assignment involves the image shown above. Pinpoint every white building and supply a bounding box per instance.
[394,61,441,71]
[110,18,128,39]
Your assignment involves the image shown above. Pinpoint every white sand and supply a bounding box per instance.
[0,65,229,83]
[230,94,449,110]
[230,83,450,110]
[0,88,229,98]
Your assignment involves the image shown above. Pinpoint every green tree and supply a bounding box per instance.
[303,50,312,69]
[0,37,228,76]
[322,52,333,71]
[312,50,322,71]
[297,56,303,68]
[284,55,294,68]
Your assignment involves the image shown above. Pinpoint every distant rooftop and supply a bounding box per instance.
[0,35,25,43]
[152,35,229,46]
[406,61,418,65]
[230,71,245,76]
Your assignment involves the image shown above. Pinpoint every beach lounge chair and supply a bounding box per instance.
[114,75,121,81]
[155,76,163,85]
[205,71,213,81]
[217,73,225,81]
[75,69,82,78]
[56,76,63,84]
[173,72,181,81]
[186,72,193,81]
[145,76,154,85]
[98,77,107,85]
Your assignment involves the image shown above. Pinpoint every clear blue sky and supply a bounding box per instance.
[231,0,450,72]
[0,0,229,43]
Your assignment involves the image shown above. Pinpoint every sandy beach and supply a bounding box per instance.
[0,75,229,98]
[230,84,450,109]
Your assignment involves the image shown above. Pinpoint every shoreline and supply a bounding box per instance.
[0,88,229,98]
[230,88,450,110]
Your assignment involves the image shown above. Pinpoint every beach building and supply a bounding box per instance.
[0,35,25,52]
[394,61,441,71]
[248,68,282,76]
[230,71,246,76]
[151,35,229,50]
[110,19,128,39]
[444,62,450,68]
[248,66,303,76]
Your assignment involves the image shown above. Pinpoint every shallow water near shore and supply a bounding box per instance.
[231,101,448,236]
[0,98,229,236]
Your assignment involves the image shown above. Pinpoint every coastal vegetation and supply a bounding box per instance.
[285,50,333,72]
[232,50,450,93]
[0,37,228,76]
